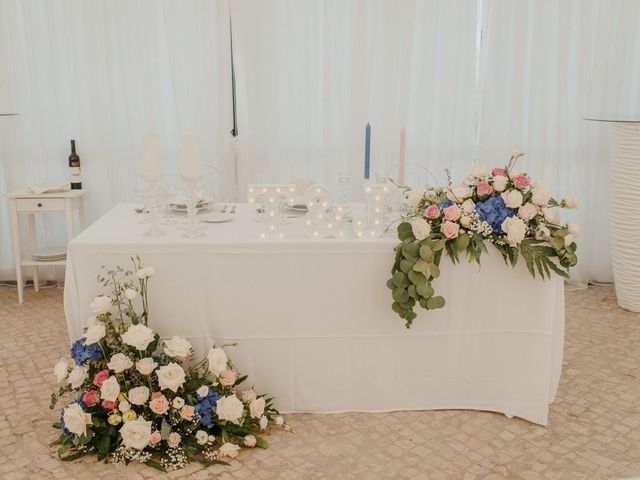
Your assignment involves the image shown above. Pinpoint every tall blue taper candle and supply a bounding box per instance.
[364,122,371,180]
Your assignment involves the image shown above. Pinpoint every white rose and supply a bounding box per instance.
[518,203,538,222]
[124,288,138,300]
[410,218,431,241]
[207,348,228,375]
[172,397,185,409]
[259,415,268,430]
[244,435,257,447]
[275,415,284,426]
[53,358,68,384]
[531,182,551,206]
[100,376,120,402]
[562,193,578,209]
[564,234,575,247]
[195,430,209,445]
[163,336,192,358]
[67,365,87,389]
[568,223,581,236]
[543,208,561,225]
[119,418,152,450]
[249,397,265,419]
[501,190,523,209]
[492,175,508,192]
[196,385,210,398]
[156,362,186,393]
[85,316,99,328]
[501,216,527,246]
[83,324,106,346]
[406,186,427,208]
[63,403,92,437]
[89,296,111,315]
[122,324,155,351]
[461,199,475,213]
[471,165,488,178]
[107,353,133,373]
[119,400,131,413]
[135,357,157,376]
[128,386,150,406]
[216,395,244,424]
[219,442,241,458]
[451,184,473,200]
[535,225,551,241]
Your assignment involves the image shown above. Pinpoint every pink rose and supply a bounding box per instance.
[443,204,461,222]
[441,221,460,239]
[424,205,440,220]
[82,390,100,406]
[101,400,117,410]
[492,167,507,177]
[476,180,493,197]
[241,389,257,404]
[512,175,530,190]
[93,370,109,388]
[179,405,195,421]
[167,432,181,448]
[150,430,162,446]
[219,370,237,386]
[149,394,170,415]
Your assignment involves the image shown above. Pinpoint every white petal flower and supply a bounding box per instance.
[53,358,69,384]
[562,193,579,209]
[119,418,152,450]
[410,218,431,241]
[163,336,192,358]
[135,357,157,376]
[121,324,155,351]
[207,348,228,375]
[156,362,186,393]
[196,385,210,397]
[195,430,209,445]
[501,190,523,209]
[216,395,244,424]
[100,376,121,402]
[172,397,185,409]
[119,400,131,413]
[124,288,138,300]
[128,386,150,406]
[107,353,134,374]
[67,365,88,389]
[63,403,92,437]
[219,442,241,458]
[83,324,106,346]
[89,296,111,315]
[259,415,268,430]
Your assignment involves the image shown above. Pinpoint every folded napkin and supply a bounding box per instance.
[28,182,71,195]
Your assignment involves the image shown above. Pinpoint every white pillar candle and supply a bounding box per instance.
[141,133,163,180]
[178,135,203,180]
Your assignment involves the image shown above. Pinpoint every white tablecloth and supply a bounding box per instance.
[64,203,564,425]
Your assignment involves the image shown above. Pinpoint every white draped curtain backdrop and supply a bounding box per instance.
[1,0,639,282]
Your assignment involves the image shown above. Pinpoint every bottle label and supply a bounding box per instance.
[70,167,82,181]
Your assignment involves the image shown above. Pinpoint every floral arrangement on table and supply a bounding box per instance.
[50,258,289,471]
[388,151,579,327]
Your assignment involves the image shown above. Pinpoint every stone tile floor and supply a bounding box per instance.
[0,285,639,479]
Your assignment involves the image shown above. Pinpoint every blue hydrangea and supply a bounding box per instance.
[70,338,103,365]
[195,389,220,429]
[475,196,515,235]
[438,199,454,210]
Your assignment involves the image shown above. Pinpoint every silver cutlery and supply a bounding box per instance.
[219,205,228,213]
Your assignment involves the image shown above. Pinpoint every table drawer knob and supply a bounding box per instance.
[37,202,42,207]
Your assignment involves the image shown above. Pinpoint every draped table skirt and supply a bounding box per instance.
[64,203,564,425]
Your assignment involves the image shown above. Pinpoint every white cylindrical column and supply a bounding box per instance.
[610,122,640,312]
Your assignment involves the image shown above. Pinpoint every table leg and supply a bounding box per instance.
[65,198,74,241]
[9,200,24,304]
[79,197,88,230]
[28,214,39,292]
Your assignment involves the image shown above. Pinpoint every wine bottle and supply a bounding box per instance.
[69,139,82,190]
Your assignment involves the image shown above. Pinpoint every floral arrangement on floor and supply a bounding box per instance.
[50,258,289,471]
[388,151,579,327]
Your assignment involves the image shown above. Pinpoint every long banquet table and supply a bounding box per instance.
[64,203,564,425]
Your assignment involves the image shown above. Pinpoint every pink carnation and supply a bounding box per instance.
[82,390,100,406]
[424,205,440,220]
[492,167,507,177]
[93,370,109,388]
[149,394,170,415]
[512,175,530,190]
[441,221,460,239]
[476,180,493,197]
[101,400,117,410]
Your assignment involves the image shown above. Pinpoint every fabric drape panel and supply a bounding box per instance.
[232,0,477,196]
[477,0,640,282]
[0,0,232,278]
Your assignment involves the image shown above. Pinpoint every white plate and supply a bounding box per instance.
[199,212,234,223]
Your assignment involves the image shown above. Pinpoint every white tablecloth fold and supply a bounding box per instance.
[65,203,564,425]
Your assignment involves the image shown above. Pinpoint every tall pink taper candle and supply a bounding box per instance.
[399,127,406,184]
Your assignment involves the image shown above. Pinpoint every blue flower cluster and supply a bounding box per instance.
[475,196,515,235]
[70,338,103,365]
[195,388,220,429]
[438,199,454,210]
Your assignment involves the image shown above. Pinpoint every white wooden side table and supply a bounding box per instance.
[4,188,87,304]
